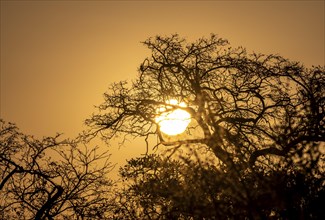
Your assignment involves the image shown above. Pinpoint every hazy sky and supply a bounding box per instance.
[1,0,324,169]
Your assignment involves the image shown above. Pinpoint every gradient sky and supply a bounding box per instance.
[1,0,324,170]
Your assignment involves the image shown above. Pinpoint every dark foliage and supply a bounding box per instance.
[112,152,324,219]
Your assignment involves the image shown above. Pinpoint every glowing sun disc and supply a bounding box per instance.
[155,99,191,136]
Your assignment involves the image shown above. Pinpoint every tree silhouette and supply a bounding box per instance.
[0,120,114,219]
[1,34,324,219]
[86,34,324,219]
[87,34,324,168]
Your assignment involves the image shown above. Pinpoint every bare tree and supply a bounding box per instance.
[0,120,115,219]
[86,34,324,170]
[86,34,324,219]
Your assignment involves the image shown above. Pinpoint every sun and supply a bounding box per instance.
[155,99,191,136]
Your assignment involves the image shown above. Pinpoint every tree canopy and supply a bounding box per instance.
[87,34,324,169]
[86,34,324,219]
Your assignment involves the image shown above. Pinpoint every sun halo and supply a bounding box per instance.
[155,99,191,136]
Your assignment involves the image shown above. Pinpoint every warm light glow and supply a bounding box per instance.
[155,99,191,136]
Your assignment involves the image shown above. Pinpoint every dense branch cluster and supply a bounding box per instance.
[113,153,324,219]
[87,34,324,169]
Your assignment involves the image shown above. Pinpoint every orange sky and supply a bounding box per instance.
[1,0,324,170]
